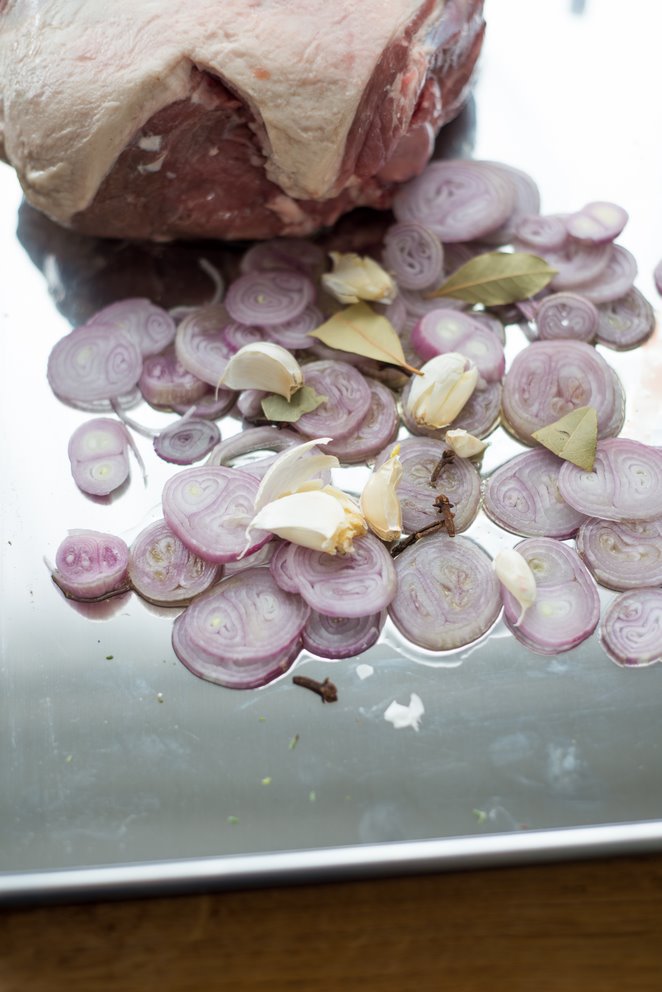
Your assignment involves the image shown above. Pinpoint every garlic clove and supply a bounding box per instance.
[253,437,338,512]
[219,342,303,399]
[444,428,488,458]
[406,352,478,429]
[249,489,367,555]
[322,251,398,305]
[360,448,403,542]
[494,548,537,625]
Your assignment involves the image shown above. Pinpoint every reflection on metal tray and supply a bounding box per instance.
[1,1,662,904]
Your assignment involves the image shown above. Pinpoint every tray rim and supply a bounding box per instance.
[3,818,662,906]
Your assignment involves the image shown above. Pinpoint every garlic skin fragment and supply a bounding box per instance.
[494,548,537,626]
[360,450,403,542]
[219,342,303,399]
[322,251,397,305]
[444,428,487,459]
[405,353,479,430]
[249,488,367,555]
[253,437,338,512]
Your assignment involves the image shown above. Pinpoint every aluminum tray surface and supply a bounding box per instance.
[2,1,662,903]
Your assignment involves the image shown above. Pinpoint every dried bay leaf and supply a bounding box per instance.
[308,302,421,374]
[261,385,327,423]
[427,251,557,305]
[532,406,598,470]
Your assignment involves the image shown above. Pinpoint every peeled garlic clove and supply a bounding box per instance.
[494,548,537,625]
[360,450,403,542]
[220,342,302,399]
[254,437,338,512]
[405,353,478,429]
[249,489,367,555]
[444,428,488,459]
[322,252,397,305]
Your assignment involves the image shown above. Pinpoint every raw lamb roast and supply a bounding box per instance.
[0,0,485,241]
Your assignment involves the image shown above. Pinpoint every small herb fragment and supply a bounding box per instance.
[261,776,272,786]
[427,251,557,305]
[288,734,300,750]
[227,815,239,825]
[261,385,327,423]
[531,405,598,470]
[308,302,421,374]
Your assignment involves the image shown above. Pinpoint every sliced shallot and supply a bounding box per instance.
[263,304,323,350]
[172,568,309,689]
[129,518,218,605]
[374,436,480,534]
[162,465,269,563]
[565,201,628,245]
[576,517,662,591]
[68,417,142,496]
[501,339,625,444]
[401,380,501,441]
[600,589,662,668]
[411,308,505,382]
[381,221,444,290]
[595,289,655,350]
[483,448,587,539]
[52,530,130,600]
[174,305,235,386]
[302,610,386,660]
[535,292,599,342]
[224,270,315,326]
[295,360,372,440]
[501,538,600,655]
[85,298,177,357]
[568,244,638,304]
[513,213,569,252]
[48,325,143,407]
[389,533,501,650]
[139,348,208,408]
[269,534,397,618]
[324,379,399,463]
[393,160,516,242]
[153,418,220,465]
[558,439,662,522]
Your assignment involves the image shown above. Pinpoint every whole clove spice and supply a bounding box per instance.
[292,675,338,703]
[430,448,454,487]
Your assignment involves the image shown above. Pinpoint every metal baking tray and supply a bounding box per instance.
[2,1,662,905]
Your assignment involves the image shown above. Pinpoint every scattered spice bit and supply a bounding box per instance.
[65,754,73,764]
[288,734,300,750]
[261,776,272,786]
[105,655,114,660]
[430,448,454,486]
[390,519,448,556]
[472,808,488,824]
[434,493,456,537]
[227,815,239,825]
[292,675,338,703]
[258,716,267,723]
[308,791,317,803]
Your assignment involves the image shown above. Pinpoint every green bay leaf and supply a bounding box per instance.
[531,405,598,471]
[261,385,327,423]
[308,301,420,374]
[427,251,557,305]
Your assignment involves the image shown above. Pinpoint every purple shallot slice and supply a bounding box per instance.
[129,519,218,605]
[568,245,638,304]
[600,589,662,668]
[501,538,600,655]
[172,568,309,689]
[68,417,142,496]
[483,448,587,539]
[162,465,269,563]
[139,348,208,408]
[84,299,177,357]
[295,360,372,441]
[595,289,655,350]
[47,324,143,407]
[565,201,628,245]
[270,534,397,618]
[576,517,662,591]
[374,436,481,534]
[558,439,662,522]
[224,269,315,326]
[501,339,625,445]
[153,418,220,465]
[263,304,323,350]
[393,160,516,243]
[389,533,501,651]
[535,292,599,343]
[52,530,130,601]
[411,308,505,382]
[302,610,386,660]
[381,221,444,291]
[324,380,399,463]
